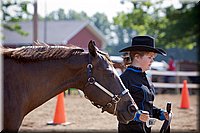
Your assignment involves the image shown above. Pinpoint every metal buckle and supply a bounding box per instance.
[146,118,157,128]
[101,102,112,113]
[88,77,95,84]
[112,95,121,103]
[106,103,112,108]
[87,64,93,69]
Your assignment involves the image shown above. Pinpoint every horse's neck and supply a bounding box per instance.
[4,53,88,115]
[30,55,88,111]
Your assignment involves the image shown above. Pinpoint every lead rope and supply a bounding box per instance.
[113,102,117,115]
[143,123,147,133]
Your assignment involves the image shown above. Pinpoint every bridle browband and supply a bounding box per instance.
[84,53,129,115]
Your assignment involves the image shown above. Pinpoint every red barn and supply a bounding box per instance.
[2,20,106,50]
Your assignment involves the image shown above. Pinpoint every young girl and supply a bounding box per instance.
[118,35,169,133]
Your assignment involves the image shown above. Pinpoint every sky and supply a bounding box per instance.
[36,0,133,22]
[35,0,187,22]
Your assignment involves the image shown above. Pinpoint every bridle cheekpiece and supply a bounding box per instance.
[84,53,129,114]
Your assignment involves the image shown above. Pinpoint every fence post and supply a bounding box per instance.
[175,62,180,94]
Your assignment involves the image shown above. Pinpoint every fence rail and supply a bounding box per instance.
[153,82,199,89]
[150,70,199,76]
[149,70,199,92]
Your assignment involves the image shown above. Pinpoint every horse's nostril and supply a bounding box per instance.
[128,104,137,114]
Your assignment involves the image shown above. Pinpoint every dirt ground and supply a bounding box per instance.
[19,92,199,133]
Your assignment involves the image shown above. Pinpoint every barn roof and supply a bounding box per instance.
[2,20,106,47]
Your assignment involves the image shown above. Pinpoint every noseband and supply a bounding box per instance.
[84,54,129,115]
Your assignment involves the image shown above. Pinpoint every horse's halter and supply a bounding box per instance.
[84,53,129,115]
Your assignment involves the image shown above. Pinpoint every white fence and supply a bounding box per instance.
[149,70,199,93]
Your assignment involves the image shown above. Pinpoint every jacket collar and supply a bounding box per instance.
[126,66,143,73]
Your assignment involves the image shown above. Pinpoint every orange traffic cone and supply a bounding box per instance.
[47,92,70,125]
[180,80,190,109]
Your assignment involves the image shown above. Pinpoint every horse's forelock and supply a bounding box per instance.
[97,50,113,65]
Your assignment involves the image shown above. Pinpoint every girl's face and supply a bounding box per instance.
[136,52,157,72]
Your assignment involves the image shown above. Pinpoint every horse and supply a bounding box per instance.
[1,40,138,132]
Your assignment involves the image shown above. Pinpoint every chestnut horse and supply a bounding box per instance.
[2,40,138,132]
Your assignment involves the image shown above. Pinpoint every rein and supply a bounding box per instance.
[84,53,129,115]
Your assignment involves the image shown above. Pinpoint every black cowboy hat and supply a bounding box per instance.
[119,35,167,56]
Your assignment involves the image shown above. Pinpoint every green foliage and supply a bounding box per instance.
[67,10,89,20]
[113,0,199,50]
[88,12,134,56]
[46,9,89,21]
[46,8,67,20]
[90,13,111,35]
[1,0,32,36]
[162,3,199,49]
[3,0,198,58]
[3,23,28,36]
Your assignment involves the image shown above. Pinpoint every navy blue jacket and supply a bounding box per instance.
[118,66,162,133]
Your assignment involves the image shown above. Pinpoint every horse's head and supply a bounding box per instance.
[82,40,138,124]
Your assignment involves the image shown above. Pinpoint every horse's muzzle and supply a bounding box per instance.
[117,103,137,124]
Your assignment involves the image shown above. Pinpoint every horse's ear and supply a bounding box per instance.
[88,40,97,57]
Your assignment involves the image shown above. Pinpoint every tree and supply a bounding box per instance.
[1,0,32,36]
[113,0,199,50]
[47,8,67,20]
[46,9,89,21]
[67,10,89,20]
[90,12,135,55]
[162,2,199,49]
[91,13,111,35]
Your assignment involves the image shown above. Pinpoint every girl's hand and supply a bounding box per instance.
[134,110,150,122]
[163,111,169,120]
[139,111,150,122]
[160,109,172,121]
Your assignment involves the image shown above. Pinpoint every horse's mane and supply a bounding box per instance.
[1,42,113,65]
[1,44,84,61]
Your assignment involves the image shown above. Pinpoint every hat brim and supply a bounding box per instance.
[119,45,167,56]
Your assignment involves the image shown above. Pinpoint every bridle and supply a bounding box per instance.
[83,53,129,115]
